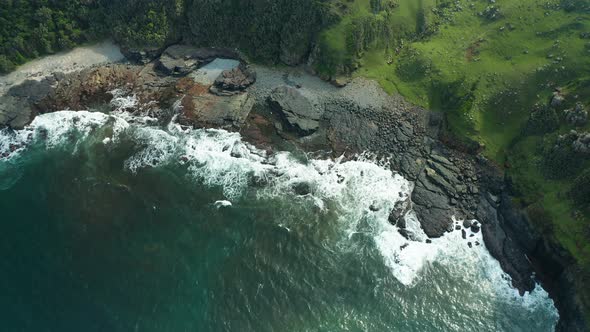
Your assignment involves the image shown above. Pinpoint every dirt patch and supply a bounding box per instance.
[465,40,483,62]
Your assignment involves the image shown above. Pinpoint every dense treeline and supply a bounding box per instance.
[0,0,332,73]
[0,0,105,73]
[101,0,184,48]
[186,0,326,64]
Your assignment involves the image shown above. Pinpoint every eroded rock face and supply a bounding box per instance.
[268,85,321,135]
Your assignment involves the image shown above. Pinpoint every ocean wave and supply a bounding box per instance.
[0,109,558,319]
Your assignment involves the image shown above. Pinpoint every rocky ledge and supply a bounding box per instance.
[0,44,587,331]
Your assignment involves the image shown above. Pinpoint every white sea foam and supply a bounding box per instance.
[214,200,233,208]
[0,110,558,319]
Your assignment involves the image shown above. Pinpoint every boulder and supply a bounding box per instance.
[268,86,321,135]
[179,92,255,129]
[156,45,242,77]
[573,132,590,154]
[565,103,588,127]
[210,64,256,96]
[388,198,411,226]
[292,182,312,195]
[120,46,162,65]
[551,91,565,108]
[412,184,454,237]
[0,95,32,129]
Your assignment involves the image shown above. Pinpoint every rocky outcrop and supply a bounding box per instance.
[268,86,321,135]
[2,44,587,330]
[573,131,590,154]
[565,102,588,127]
[210,64,256,96]
[178,88,255,129]
[156,45,242,77]
[0,95,33,129]
[120,46,163,65]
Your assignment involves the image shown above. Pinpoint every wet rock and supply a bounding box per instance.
[463,219,473,228]
[412,184,454,237]
[468,242,473,248]
[292,182,312,196]
[478,195,535,293]
[461,229,467,239]
[471,223,481,233]
[388,198,411,225]
[268,85,321,135]
[425,239,432,244]
[369,202,380,212]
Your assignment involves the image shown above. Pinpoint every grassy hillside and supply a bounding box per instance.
[2,0,589,309]
[317,0,590,313]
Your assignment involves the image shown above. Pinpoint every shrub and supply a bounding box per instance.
[569,168,590,208]
[525,104,560,136]
[0,55,15,74]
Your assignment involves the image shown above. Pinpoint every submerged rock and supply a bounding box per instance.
[292,182,312,196]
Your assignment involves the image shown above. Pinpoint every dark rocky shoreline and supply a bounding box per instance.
[0,44,587,331]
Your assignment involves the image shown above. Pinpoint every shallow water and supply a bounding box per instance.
[0,101,559,331]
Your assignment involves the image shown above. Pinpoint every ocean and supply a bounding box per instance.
[0,94,558,331]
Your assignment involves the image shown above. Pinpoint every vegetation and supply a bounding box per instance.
[313,0,590,317]
[0,0,106,73]
[2,0,590,318]
[103,0,184,48]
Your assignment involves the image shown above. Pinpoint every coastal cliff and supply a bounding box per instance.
[1,43,586,330]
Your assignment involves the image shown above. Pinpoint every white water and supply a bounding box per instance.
[0,109,559,322]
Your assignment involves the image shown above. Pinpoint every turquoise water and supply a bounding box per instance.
[0,107,559,331]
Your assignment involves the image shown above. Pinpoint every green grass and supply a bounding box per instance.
[320,0,590,313]
[353,0,590,158]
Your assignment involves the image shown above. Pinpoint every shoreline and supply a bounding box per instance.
[1,42,586,331]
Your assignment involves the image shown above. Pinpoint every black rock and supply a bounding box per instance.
[292,182,311,196]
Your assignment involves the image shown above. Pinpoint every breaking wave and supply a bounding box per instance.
[0,109,559,322]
